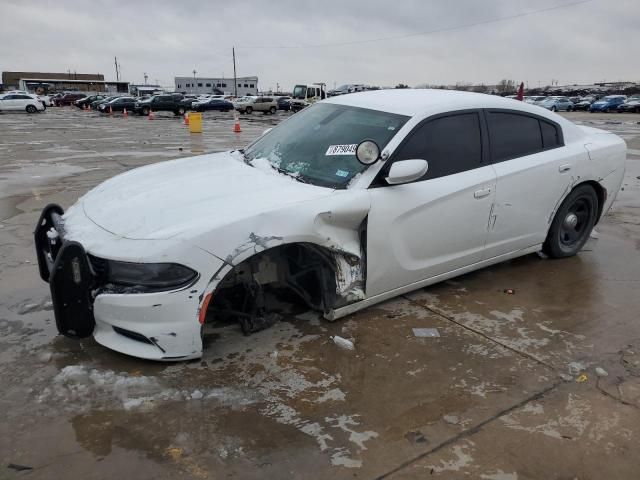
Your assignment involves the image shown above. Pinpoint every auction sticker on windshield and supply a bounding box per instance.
[326,144,357,156]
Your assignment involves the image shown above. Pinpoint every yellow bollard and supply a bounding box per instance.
[188,112,202,134]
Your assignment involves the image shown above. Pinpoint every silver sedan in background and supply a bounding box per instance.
[538,97,574,112]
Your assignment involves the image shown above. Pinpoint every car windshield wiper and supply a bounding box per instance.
[272,165,311,184]
[235,148,252,165]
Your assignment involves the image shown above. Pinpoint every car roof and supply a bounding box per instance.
[324,89,565,118]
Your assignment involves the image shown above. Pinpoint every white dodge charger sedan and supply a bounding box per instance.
[35,90,626,361]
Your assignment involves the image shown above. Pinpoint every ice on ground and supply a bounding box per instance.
[38,365,259,412]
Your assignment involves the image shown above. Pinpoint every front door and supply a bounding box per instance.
[366,111,496,297]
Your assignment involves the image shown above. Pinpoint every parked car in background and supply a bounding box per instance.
[6,91,52,107]
[276,96,291,111]
[328,84,365,96]
[0,93,46,113]
[192,98,234,112]
[590,95,626,113]
[617,99,640,113]
[76,95,108,109]
[525,96,546,104]
[134,93,186,116]
[538,97,574,112]
[90,96,120,110]
[33,89,626,360]
[234,96,277,114]
[573,97,594,111]
[98,96,137,113]
[55,93,86,106]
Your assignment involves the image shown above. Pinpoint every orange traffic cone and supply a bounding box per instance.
[123,108,128,118]
[148,110,155,120]
[233,112,241,133]
[108,105,113,115]
[183,112,189,126]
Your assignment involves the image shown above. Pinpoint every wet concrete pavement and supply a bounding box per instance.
[1,107,639,479]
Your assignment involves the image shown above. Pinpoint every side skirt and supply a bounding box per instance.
[325,244,542,321]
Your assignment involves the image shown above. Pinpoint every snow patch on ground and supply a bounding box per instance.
[37,365,259,412]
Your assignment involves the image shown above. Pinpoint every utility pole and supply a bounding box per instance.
[192,69,197,93]
[233,47,237,97]
[114,56,119,81]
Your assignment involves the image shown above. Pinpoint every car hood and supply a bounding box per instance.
[77,151,333,240]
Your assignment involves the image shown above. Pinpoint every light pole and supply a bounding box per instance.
[193,69,197,93]
[144,72,148,85]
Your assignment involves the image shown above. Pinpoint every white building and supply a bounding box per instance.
[174,76,258,96]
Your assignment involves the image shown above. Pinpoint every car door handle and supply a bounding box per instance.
[474,188,492,199]
[559,164,572,173]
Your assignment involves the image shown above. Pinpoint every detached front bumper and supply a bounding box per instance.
[34,204,222,361]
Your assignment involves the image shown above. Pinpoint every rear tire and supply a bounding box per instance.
[142,107,150,116]
[26,105,37,113]
[245,106,252,114]
[177,107,186,115]
[551,106,557,112]
[543,184,598,258]
[269,106,277,114]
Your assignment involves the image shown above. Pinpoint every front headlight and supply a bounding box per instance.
[98,259,198,291]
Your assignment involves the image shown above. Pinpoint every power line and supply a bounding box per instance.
[236,0,593,50]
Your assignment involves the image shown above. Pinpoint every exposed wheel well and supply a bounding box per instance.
[575,180,606,224]
[204,242,364,334]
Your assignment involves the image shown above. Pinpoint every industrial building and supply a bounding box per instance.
[1,71,128,94]
[174,76,258,96]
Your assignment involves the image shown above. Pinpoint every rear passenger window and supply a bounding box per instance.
[487,112,542,162]
[392,113,483,181]
[540,120,560,149]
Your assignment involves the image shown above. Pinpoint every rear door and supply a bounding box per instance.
[366,111,497,296]
[483,110,581,257]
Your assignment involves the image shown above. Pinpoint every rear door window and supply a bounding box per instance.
[391,112,483,181]
[540,120,560,149]
[486,112,543,162]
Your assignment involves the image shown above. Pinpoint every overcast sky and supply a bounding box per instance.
[1,0,637,91]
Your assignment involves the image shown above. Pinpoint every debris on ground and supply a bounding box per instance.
[576,373,589,383]
[331,335,355,350]
[443,414,460,425]
[404,430,427,444]
[412,328,440,338]
[568,361,586,375]
[590,229,600,239]
[503,288,515,295]
[595,367,609,377]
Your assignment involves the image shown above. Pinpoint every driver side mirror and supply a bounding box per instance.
[385,159,429,185]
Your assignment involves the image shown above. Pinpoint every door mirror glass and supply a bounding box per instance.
[355,140,380,165]
[385,159,429,185]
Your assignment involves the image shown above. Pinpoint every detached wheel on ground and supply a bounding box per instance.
[26,105,38,113]
[543,184,599,258]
